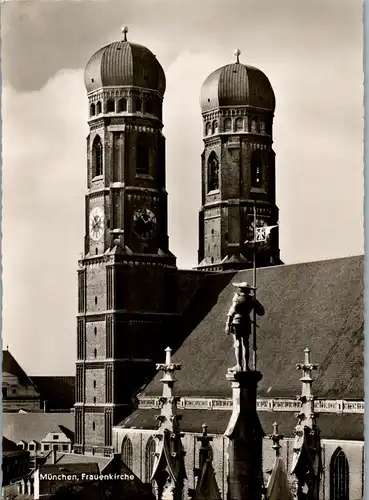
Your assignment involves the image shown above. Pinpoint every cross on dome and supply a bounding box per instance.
[234,48,241,64]
[121,26,129,42]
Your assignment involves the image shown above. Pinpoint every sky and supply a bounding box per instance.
[1,0,363,375]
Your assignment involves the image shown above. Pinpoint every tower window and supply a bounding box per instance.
[235,117,243,131]
[137,143,149,175]
[205,122,211,136]
[94,327,97,336]
[251,119,257,133]
[93,396,96,404]
[92,136,103,178]
[95,296,98,305]
[117,98,127,112]
[212,121,218,135]
[90,103,96,117]
[93,380,96,389]
[135,98,142,113]
[94,348,97,358]
[146,98,153,114]
[106,99,115,113]
[330,448,349,500]
[93,422,95,431]
[251,149,263,187]
[96,101,102,114]
[224,118,232,132]
[207,152,219,192]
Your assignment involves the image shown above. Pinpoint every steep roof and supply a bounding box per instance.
[266,457,292,500]
[117,408,364,441]
[30,377,75,411]
[2,350,37,388]
[3,413,74,444]
[141,256,363,400]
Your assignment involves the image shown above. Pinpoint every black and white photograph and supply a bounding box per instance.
[1,0,364,499]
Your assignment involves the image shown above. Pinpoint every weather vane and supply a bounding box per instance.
[121,26,129,42]
[234,48,241,64]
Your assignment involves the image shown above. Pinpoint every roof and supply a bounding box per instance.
[141,255,364,400]
[39,463,99,476]
[117,408,364,441]
[3,413,74,444]
[2,350,37,388]
[3,436,21,452]
[43,452,112,472]
[30,377,75,411]
[85,40,165,94]
[200,62,275,112]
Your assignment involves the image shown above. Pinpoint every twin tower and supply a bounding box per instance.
[74,28,281,455]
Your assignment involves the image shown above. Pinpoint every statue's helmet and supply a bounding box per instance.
[232,282,256,290]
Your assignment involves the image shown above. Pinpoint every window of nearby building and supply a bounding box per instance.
[330,448,349,500]
[207,152,219,192]
[44,444,50,451]
[251,149,264,187]
[62,444,69,451]
[2,387,7,398]
[121,437,133,470]
[92,136,103,178]
[53,435,59,440]
[28,444,35,451]
[53,444,58,451]
[224,118,232,132]
[145,436,156,482]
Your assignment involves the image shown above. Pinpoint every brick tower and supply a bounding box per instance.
[74,27,177,456]
[197,49,282,271]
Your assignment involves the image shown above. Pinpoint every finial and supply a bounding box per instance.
[121,26,129,42]
[269,421,284,456]
[165,347,172,365]
[6,345,9,350]
[234,48,241,64]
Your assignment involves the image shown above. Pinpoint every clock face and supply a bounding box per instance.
[89,206,105,241]
[133,207,157,240]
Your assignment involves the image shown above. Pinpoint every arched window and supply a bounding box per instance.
[145,98,153,114]
[145,436,156,482]
[251,149,263,187]
[207,152,219,192]
[136,98,142,113]
[224,118,232,132]
[94,348,97,358]
[106,99,115,113]
[96,101,102,114]
[330,448,349,500]
[235,117,243,131]
[251,119,257,133]
[121,436,133,470]
[90,103,96,117]
[137,141,149,175]
[205,122,211,136]
[212,121,218,135]
[92,136,103,177]
[260,121,266,134]
[117,98,127,112]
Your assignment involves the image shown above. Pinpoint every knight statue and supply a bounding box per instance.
[225,282,265,371]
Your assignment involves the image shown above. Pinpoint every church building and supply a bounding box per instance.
[74,28,364,500]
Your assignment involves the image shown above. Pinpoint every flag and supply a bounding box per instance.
[255,225,278,242]
[245,225,278,244]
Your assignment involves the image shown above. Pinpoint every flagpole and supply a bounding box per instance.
[252,201,257,371]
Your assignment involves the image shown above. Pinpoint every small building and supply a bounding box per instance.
[2,437,30,487]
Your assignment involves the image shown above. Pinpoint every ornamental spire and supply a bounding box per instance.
[121,26,128,42]
[296,347,318,428]
[269,421,284,457]
[155,347,182,432]
[234,48,241,64]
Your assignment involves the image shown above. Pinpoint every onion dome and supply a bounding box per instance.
[200,49,275,112]
[85,27,166,95]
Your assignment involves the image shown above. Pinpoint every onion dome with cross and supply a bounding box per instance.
[200,48,275,112]
[85,26,166,95]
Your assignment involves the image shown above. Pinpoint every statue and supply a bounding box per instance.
[225,282,265,371]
